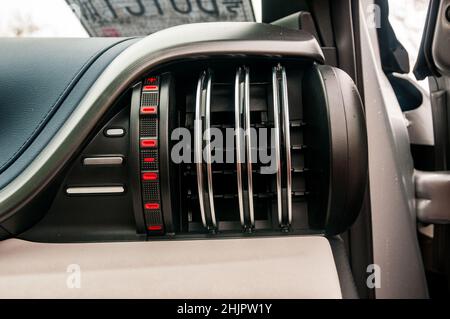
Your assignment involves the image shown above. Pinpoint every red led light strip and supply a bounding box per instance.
[143,85,158,91]
[140,75,163,234]
[142,172,158,181]
[145,203,160,210]
[141,106,157,114]
[140,139,157,148]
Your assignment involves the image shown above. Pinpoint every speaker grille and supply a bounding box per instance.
[140,117,158,137]
[141,149,159,170]
[141,92,158,107]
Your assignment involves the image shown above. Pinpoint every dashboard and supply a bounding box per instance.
[0,22,367,298]
[0,23,367,243]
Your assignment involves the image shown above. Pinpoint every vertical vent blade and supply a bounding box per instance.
[244,67,255,228]
[280,66,293,226]
[194,72,207,228]
[235,66,255,230]
[235,67,245,228]
[273,65,293,227]
[194,70,217,231]
[204,71,217,228]
[271,66,283,226]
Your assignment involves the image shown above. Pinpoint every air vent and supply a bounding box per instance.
[165,60,313,235]
[12,23,367,243]
[131,58,367,237]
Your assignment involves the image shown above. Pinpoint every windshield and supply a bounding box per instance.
[0,0,261,37]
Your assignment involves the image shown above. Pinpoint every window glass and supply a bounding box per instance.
[388,0,429,89]
[0,0,261,37]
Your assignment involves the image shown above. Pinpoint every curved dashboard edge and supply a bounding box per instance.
[0,38,135,175]
[0,38,139,190]
[0,22,324,225]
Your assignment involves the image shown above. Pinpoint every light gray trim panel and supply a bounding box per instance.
[0,22,324,223]
[415,170,450,224]
[0,236,341,298]
[359,1,428,298]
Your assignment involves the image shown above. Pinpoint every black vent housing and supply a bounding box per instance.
[150,58,367,236]
[18,58,367,243]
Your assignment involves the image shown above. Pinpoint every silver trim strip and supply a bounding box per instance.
[272,67,283,226]
[0,23,324,223]
[280,66,292,225]
[105,128,125,137]
[195,72,207,228]
[244,67,255,227]
[204,71,217,228]
[83,156,123,166]
[66,186,124,195]
[235,68,245,227]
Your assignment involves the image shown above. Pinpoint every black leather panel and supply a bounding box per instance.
[0,38,135,176]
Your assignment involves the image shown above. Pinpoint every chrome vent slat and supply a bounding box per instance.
[280,66,293,226]
[194,70,217,231]
[194,72,207,228]
[243,67,255,228]
[271,66,283,227]
[272,65,293,228]
[204,71,217,228]
[272,64,296,228]
[235,66,256,230]
[235,67,245,228]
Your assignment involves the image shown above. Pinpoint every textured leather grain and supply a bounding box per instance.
[0,37,138,188]
[0,38,134,175]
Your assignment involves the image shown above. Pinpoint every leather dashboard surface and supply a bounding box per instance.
[0,38,138,187]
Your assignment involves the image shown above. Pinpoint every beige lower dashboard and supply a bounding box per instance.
[0,236,341,298]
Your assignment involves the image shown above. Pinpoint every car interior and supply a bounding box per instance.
[0,0,449,299]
